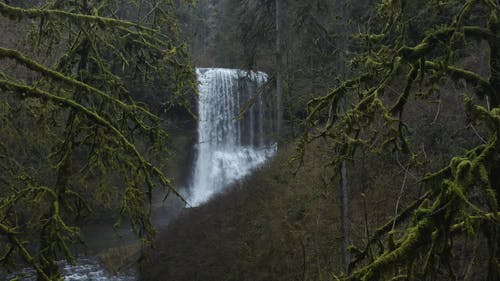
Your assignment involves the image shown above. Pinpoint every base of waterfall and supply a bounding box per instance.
[188,143,277,206]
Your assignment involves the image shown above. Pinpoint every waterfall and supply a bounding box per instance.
[189,68,276,206]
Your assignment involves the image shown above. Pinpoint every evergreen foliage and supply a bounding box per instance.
[0,0,195,280]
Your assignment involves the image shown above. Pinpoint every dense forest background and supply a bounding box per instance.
[0,0,499,281]
[142,0,499,280]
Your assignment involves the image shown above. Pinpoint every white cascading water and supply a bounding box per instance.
[189,68,276,206]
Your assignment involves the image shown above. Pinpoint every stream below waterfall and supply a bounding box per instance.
[4,204,181,281]
[7,258,135,281]
[4,223,140,281]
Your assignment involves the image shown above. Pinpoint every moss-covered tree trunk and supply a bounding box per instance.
[339,0,351,273]
[488,17,500,108]
[36,26,90,280]
[486,15,500,281]
[275,0,283,139]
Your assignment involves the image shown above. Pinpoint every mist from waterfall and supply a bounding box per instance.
[189,68,276,206]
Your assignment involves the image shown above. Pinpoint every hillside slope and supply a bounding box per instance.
[139,140,405,281]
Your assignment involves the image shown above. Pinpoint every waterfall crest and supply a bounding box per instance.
[189,68,276,206]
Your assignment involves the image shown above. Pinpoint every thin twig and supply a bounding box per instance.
[463,235,479,281]
[431,99,441,124]
[141,1,161,23]
[469,124,487,144]
[395,152,418,180]
[392,161,409,231]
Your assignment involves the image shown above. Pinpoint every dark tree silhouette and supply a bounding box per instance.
[0,1,195,280]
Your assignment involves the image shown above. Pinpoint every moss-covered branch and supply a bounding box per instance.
[0,47,158,121]
[0,2,159,34]
[424,61,494,98]
[349,191,431,270]
[306,73,370,125]
[350,217,434,281]
[398,26,496,61]
[0,79,184,202]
